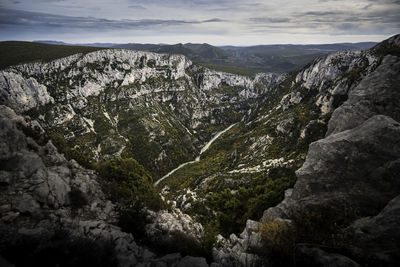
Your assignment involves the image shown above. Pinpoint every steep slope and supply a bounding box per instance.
[213,35,400,267]
[0,49,282,179]
[157,36,384,239]
[0,105,210,266]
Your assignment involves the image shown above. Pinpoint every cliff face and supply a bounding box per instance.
[0,48,281,266]
[0,49,282,178]
[0,105,209,267]
[213,35,400,267]
[0,105,137,266]
[158,36,395,254]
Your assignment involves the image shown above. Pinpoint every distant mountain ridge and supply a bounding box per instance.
[34,40,118,47]
[33,40,378,74]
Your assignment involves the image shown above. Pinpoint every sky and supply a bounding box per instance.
[0,0,399,45]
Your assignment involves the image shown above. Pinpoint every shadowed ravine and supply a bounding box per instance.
[154,122,238,187]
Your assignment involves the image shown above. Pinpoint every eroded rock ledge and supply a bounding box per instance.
[0,105,209,267]
[213,45,400,266]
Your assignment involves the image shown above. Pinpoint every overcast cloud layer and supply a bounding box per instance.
[0,0,399,45]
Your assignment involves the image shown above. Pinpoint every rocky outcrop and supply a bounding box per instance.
[295,48,379,115]
[295,245,361,267]
[214,35,400,266]
[0,105,137,265]
[344,195,400,265]
[0,50,191,113]
[146,206,204,243]
[0,105,210,266]
[0,48,283,177]
[326,55,400,135]
[0,49,278,113]
[213,220,264,266]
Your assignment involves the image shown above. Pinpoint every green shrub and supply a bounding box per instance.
[118,204,149,240]
[203,223,219,252]
[205,168,296,237]
[97,158,164,211]
[293,206,359,246]
[46,131,94,169]
[259,218,294,265]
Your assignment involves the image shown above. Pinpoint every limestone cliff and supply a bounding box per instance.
[213,35,400,267]
[0,49,282,179]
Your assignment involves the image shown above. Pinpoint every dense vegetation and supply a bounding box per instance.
[97,158,163,211]
[96,158,164,238]
[206,167,297,235]
[155,71,331,250]
[0,41,104,70]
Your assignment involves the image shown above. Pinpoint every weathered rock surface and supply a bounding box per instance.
[345,195,400,265]
[290,115,400,215]
[327,55,400,135]
[0,49,283,178]
[0,105,209,267]
[146,207,204,243]
[295,245,361,267]
[214,35,400,266]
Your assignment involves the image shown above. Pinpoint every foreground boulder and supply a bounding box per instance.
[214,36,400,266]
[0,105,209,266]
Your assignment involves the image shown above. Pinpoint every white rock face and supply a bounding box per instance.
[0,50,191,112]
[146,205,204,242]
[280,91,302,111]
[213,220,264,267]
[295,50,378,92]
[0,72,53,112]
[0,49,283,114]
[229,158,295,174]
[0,48,285,163]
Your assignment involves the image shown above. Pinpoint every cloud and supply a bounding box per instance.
[128,5,146,10]
[301,11,341,16]
[363,3,373,9]
[0,7,222,30]
[249,17,291,23]
[0,0,398,44]
[295,8,400,24]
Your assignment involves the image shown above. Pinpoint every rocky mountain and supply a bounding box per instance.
[155,35,387,240]
[0,105,209,266]
[212,35,400,266]
[0,34,399,267]
[0,48,283,179]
